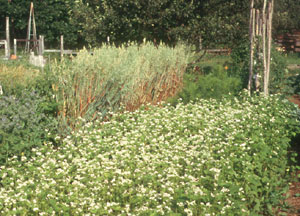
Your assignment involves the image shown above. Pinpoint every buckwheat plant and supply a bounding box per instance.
[0,91,299,215]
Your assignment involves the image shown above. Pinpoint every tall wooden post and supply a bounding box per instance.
[38,35,42,56]
[266,0,274,97]
[248,0,255,94]
[6,17,10,58]
[14,39,17,56]
[60,35,64,58]
[262,0,268,96]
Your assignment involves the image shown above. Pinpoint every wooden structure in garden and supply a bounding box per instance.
[25,2,38,53]
[248,0,274,96]
[275,31,300,52]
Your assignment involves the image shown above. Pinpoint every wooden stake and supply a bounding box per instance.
[60,35,64,58]
[38,35,42,55]
[248,0,255,94]
[255,10,260,36]
[262,0,267,96]
[266,0,274,96]
[25,2,33,52]
[6,17,10,58]
[41,35,44,54]
[32,4,38,53]
[14,39,17,56]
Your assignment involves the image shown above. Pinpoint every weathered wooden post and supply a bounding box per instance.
[60,35,64,58]
[13,39,17,56]
[5,17,10,58]
[38,35,43,56]
[262,0,268,96]
[248,0,255,94]
[41,35,44,54]
[265,0,274,96]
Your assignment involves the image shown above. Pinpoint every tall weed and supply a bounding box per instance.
[52,42,190,126]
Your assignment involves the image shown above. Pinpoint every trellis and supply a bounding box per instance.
[248,0,274,96]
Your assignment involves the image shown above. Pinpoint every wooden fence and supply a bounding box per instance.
[12,35,78,58]
[275,31,300,52]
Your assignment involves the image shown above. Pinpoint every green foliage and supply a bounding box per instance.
[52,42,190,127]
[168,66,242,105]
[284,75,300,95]
[70,0,249,48]
[269,49,289,93]
[0,91,58,165]
[0,93,298,215]
[0,58,59,115]
[273,0,300,35]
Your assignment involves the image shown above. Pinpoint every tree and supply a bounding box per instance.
[273,0,300,36]
[70,0,250,48]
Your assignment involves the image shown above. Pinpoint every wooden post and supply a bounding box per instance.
[14,39,17,56]
[248,0,255,94]
[255,10,260,36]
[32,4,38,53]
[266,0,274,96]
[38,35,42,55]
[262,0,267,96]
[60,35,64,58]
[25,2,33,52]
[41,35,44,55]
[6,17,10,58]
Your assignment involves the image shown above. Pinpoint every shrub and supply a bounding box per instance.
[168,66,242,105]
[0,92,298,215]
[0,91,58,165]
[51,42,190,127]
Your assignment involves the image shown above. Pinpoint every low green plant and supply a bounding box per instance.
[168,66,242,105]
[0,92,298,215]
[0,90,58,165]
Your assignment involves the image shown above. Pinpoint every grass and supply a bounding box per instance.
[284,53,300,65]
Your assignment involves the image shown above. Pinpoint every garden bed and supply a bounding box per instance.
[0,92,298,215]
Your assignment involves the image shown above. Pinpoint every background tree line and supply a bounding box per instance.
[0,0,299,49]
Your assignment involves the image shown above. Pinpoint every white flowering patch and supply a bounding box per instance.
[0,92,298,215]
